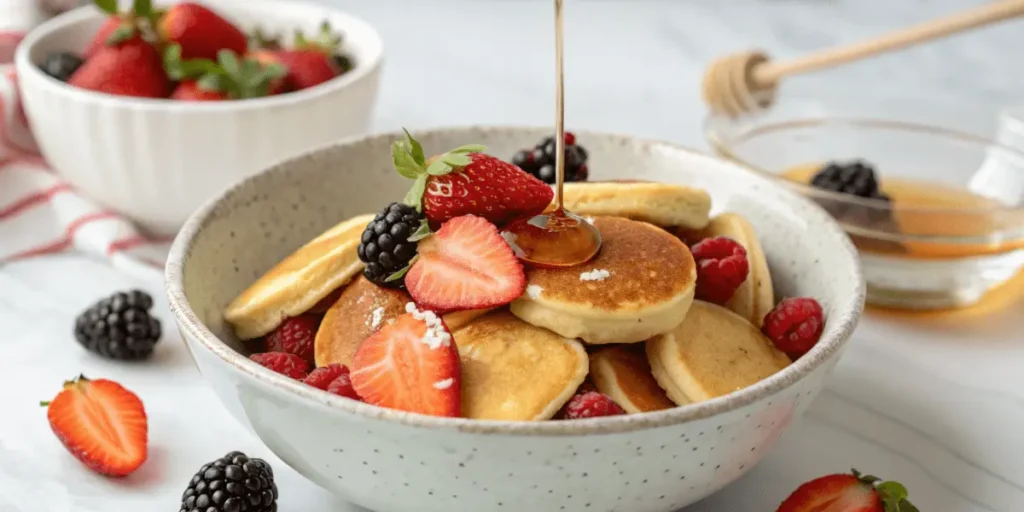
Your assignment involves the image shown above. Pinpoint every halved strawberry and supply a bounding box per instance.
[405,215,526,311]
[392,129,554,228]
[350,308,460,417]
[777,470,917,512]
[41,376,147,477]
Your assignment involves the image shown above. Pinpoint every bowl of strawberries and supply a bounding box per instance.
[14,0,383,235]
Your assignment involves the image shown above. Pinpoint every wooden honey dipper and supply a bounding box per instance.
[704,0,1024,117]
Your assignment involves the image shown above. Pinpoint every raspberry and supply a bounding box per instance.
[327,372,359,400]
[250,352,309,379]
[561,391,625,419]
[690,236,749,305]
[303,363,350,390]
[761,297,825,358]
[265,315,319,364]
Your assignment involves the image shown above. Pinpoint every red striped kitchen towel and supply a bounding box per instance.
[0,21,171,279]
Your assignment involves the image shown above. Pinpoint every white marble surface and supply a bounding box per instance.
[3,1,1024,511]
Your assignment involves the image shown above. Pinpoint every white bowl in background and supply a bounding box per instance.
[166,127,864,512]
[14,0,383,235]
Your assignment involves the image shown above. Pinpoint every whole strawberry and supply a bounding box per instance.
[69,38,169,98]
[84,0,160,59]
[157,2,248,61]
[393,129,554,228]
[164,46,287,100]
[777,469,917,512]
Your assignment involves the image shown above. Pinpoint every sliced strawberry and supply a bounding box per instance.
[391,130,554,228]
[350,309,460,417]
[405,215,526,311]
[41,376,147,477]
[777,470,916,512]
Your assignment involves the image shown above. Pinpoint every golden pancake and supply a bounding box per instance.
[646,300,791,405]
[675,212,775,326]
[454,311,588,421]
[561,182,711,229]
[589,345,675,414]
[315,276,490,367]
[510,217,696,345]
[224,214,374,339]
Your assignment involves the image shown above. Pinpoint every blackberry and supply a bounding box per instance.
[179,451,278,512]
[40,52,84,82]
[74,290,161,361]
[357,202,425,288]
[809,160,890,201]
[511,132,589,184]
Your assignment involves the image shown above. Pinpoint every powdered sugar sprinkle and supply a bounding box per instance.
[367,307,384,329]
[580,269,611,282]
[432,378,454,390]
[405,302,451,349]
[526,284,543,299]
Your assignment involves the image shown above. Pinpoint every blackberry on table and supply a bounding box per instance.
[179,451,278,512]
[40,52,84,82]
[74,290,161,361]
[511,132,589,184]
[358,202,426,288]
[810,160,890,201]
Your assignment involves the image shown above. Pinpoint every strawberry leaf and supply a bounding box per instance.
[407,219,432,242]
[899,499,919,512]
[132,0,152,17]
[106,23,136,45]
[385,256,417,282]
[441,153,472,167]
[403,128,425,167]
[218,50,241,77]
[392,142,423,179]
[448,144,487,154]
[426,159,453,176]
[404,174,428,212]
[94,0,118,15]
[197,73,227,92]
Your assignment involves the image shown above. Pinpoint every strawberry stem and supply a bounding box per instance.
[392,128,488,212]
[39,401,51,407]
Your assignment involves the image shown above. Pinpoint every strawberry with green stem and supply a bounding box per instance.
[157,2,248,61]
[254,21,345,91]
[164,45,287,100]
[777,469,918,512]
[86,0,161,58]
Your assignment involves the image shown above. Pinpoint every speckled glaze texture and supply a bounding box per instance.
[166,127,864,512]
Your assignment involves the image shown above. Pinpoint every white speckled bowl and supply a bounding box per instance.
[166,127,864,512]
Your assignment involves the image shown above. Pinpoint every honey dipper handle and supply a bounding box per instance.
[753,0,1024,85]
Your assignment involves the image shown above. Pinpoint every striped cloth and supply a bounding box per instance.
[0,18,170,280]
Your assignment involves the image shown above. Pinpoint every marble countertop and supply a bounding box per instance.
[2,1,1024,511]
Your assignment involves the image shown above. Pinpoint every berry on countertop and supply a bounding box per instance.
[511,132,589,184]
[157,2,248,61]
[74,289,161,361]
[40,52,84,82]
[350,307,461,417]
[690,236,750,306]
[393,129,554,228]
[249,352,309,380]
[303,363,349,390]
[179,451,278,512]
[405,215,526,312]
[264,315,318,364]
[560,391,625,420]
[41,375,147,477]
[327,372,360,400]
[69,38,170,98]
[810,160,890,201]
[357,202,429,288]
[84,0,160,59]
[762,297,824,359]
[776,469,916,512]
[164,46,288,100]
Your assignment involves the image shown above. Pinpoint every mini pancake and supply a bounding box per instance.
[454,311,588,421]
[561,182,711,229]
[510,217,696,345]
[224,213,374,339]
[315,276,490,367]
[675,212,774,326]
[589,345,675,414]
[646,300,791,405]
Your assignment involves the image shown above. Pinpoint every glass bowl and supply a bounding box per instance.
[705,96,1024,310]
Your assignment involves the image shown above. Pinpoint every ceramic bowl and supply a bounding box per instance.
[14,0,383,235]
[166,127,864,512]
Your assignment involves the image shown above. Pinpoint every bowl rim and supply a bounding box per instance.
[703,103,1024,221]
[165,125,866,436]
[14,0,384,111]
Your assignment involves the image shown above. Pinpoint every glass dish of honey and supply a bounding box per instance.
[704,96,1024,310]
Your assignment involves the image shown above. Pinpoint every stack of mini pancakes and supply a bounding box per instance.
[224,182,792,421]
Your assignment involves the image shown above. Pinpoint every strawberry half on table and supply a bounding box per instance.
[40,376,148,477]
[777,469,918,512]
[392,129,554,228]
[350,309,461,417]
